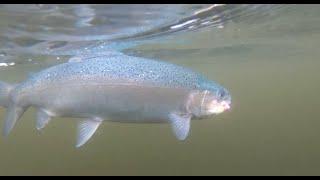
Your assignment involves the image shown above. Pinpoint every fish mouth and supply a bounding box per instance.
[221,100,231,111]
[208,100,231,114]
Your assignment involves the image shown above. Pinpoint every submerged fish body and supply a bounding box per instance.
[0,53,231,147]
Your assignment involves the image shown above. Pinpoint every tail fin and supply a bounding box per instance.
[0,81,26,136]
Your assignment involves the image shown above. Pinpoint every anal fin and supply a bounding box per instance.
[76,117,103,148]
[3,105,26,136]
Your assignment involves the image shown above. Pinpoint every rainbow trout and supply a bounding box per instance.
[0,53,231,147]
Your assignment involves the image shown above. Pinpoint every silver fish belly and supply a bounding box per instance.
[0,53,231,147]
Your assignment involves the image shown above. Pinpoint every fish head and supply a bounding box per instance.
[189,79,231,118]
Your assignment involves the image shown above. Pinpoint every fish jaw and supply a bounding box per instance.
[207,100,231,114]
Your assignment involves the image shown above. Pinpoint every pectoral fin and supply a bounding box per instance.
[76,118,103,148]
[169,112,192,141]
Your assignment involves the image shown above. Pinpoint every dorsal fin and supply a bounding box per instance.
[68,51,123,63]
[68,56,83,63]
[27,72,36,79]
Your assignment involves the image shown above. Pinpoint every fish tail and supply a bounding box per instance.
[0,81,26,136]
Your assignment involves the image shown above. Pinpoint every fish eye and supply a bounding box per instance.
[217,90,225,99]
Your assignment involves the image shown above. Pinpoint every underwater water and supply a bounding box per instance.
[0,4,320,175]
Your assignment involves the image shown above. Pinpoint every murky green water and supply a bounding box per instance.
[0,5,320,175]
